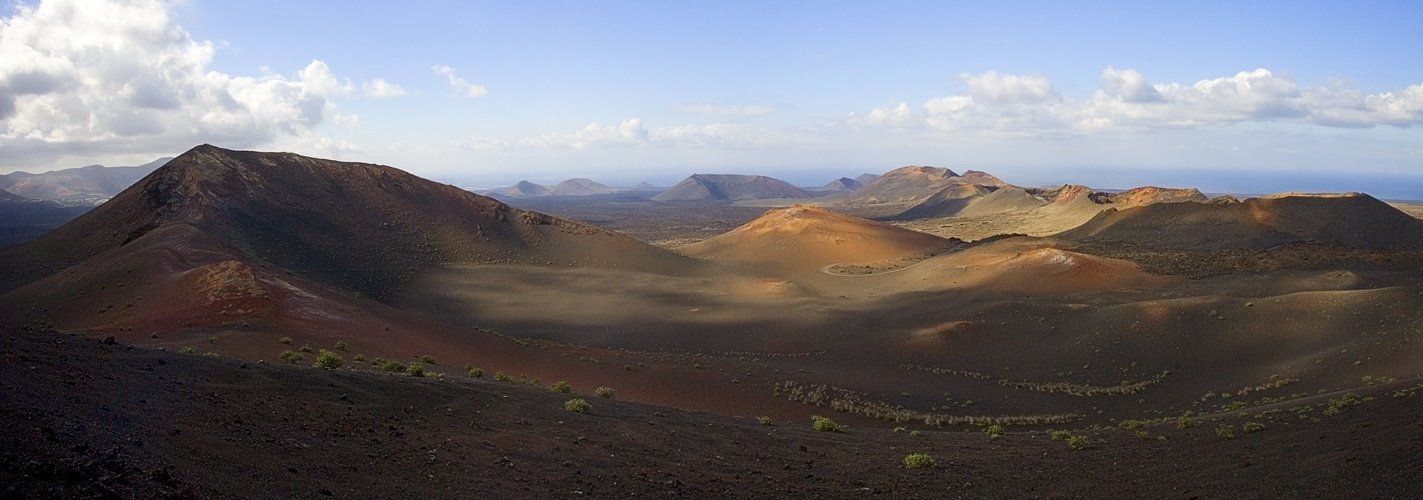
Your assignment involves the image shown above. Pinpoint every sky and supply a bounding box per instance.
[2,0,1422,197]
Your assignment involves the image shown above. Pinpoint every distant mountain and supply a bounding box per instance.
[680,204,951,272]
[820,177,863,192]
[0,187,24,202]
[628,181,660,191]
[843,166,1003,206]
[0,157,170,204]
[853,173,882,186]
[548,178,619,196]
[494,180,552,197]
[652,174,810,202]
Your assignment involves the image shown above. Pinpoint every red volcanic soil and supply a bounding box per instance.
[3,331,1420,498]
[1060,193,1423,251]
[680,204,953,272]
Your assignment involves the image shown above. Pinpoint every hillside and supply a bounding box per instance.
[548,178,619,196]
[494,180,551,197]
[842,166,1006,206]
[679,204,951,272]
[652,174,810,202]
[820,177,863,192]
[0,145,696,331]
[0,158,170,204]
[1060,193,1423,250]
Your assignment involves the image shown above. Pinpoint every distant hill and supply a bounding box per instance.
[0,157,170,204]
[652,174,810,202]
[0,187,24,202]
[853,173,882,186]
[679,204,951,272]
[548,178,619,196]
[820,177,863,192]
[494,180,552,197]
[1059,193,1423,251]
[843,166,1004,206]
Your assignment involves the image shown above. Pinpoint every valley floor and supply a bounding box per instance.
[3,330,1420,498]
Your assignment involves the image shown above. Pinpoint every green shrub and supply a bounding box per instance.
[418,355,436,365]
[354,354,366,362]
[313,349,342,369]
[494,371,512,381]
[405,362,426,377]
[909,430,922,437]
[548,380,571,393]
[564,398,591,414]
[299,345,313,353]
[1215,424,1236,439]
[1175,411,1196,429]
[1048,430,1072,441]
[279,350,302,363]
[1242,421,1265,433]
[811,415,841,432]
[756,416,772,426]
[334,341,347,351]
[279,337,292,345]
[467,367,483,378]
[903,453,934,469]
[380,360,407,372]
[985,424,1004,440]
[595,386,615,398]
[180,346,196,354]
[1066,435,1088,450]
[893,427,907,433]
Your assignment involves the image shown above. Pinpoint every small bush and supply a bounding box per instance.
[467,367,483,378]
[564,398,591,414]
[903,453,934,469]
[405,362,426,377]
[354,354,366,362]
[418,355,436,365]
[1066,435,1088,450]
[1048,430,1072,441]
[1176,411,1196,429]
[756,416,772,426]
[1215,424,1236,439]
[548,381,571,393]
[179,346,196,354]
[595,386,615,399]
[279,350,303,363]
[380,360,407,372]
[893,427,907,433]
[811,415,841,432]
[494,371,512,381]
[985,424,1004,440]
[279,337,292,345]
[909,430,922,437]
[1242,421,1265,433]
[334,341,348,351]
[313,349,342,369]
[299,345,313,353]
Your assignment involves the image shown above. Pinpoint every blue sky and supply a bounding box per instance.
[3,0,1422,197]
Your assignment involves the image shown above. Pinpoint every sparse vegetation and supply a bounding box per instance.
[1066,435,1088,450]
[564,398,591,414]
[1048,430,1073,441]
[595,386,615,398]
[494,371,513,381]
[985,424,1004,439]
[1324,393,1369,415]
[1242,421,1265,433]
[548,380,571,393]
[354,354,365,362]
[380,360,407,373]
[279,337,292,345]
[1176,411,1196,429]
[405,362,426,377]
[467,367,483,378]
[1215,424,1236,439]
[313,349,342,369]
[279,350,303,363]
[299,345,313,353]
[756,416,772,426]
[777,381,1079,426]
[418,355,436,365]
[811,415,841,432]
[334,341,347,351]
[179,346,196,354]
[903,453,934,469]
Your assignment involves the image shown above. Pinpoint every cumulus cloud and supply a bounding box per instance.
[0,0,356,166]
[362,78,407,98]
[675,103,775,117]
[431,65,488,98]
[854,67,1423,137]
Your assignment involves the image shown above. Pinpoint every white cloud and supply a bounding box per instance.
[431,64,487,98]
[0,0,356,166]
[464,118,815,152]
[854,68,1423,137]
[362,78,407,98]
[675,103,775,117]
